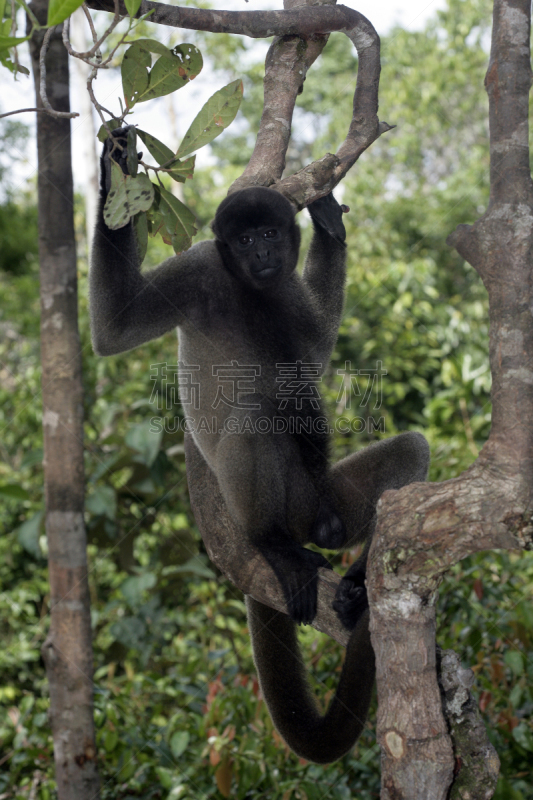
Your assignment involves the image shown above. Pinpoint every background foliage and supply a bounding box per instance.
[1,0,532,797]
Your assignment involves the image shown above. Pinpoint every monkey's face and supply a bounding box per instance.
[212,188,300,291]
[228,222,299,288]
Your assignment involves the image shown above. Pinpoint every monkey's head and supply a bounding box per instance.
[212,188,301,290]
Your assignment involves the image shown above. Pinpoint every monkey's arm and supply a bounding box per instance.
[301,193,347,364]
[90,131,209,356]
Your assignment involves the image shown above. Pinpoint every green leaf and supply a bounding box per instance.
[176,79,243,158]
[0,483,30,500]
[120,572,156,606]
[136,129,174,166]
[162,559,216,579]
[110,616,146,649]
[103,730,119,753]
[138,43,203,103]
[125,419,162,465]
[126,126,138,177]
[512,721,533,752]
[86,485,116,520]
[17,512,43,559]
[97,119,121,143]
[156,767,174,790]
[124,0,142,16]
[170,731,190,758]
[122,41,202,107]
[121,44,151,109]
[103,163,154,230]
[166,155,196,183]
[47,0,84,26]
[504,650,524,677]
[146,187,166,238]
[133,211,148,263]
[158,186,198,253]
[127,37,172,57]
[0,35,30,48]
[146,207,166,238]
[20,449,43,469]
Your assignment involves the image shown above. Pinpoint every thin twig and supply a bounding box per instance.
[82,2,100,47]
[17,0,40,28]
[0,107,50,118]
[39,27,79,118]
[86,67,121,136]
[64,0,122,60]
[62,17,102,66]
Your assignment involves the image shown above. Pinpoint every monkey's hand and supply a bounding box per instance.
[102,125,142,194]
[307,192,347,247]
[332,564,368,631]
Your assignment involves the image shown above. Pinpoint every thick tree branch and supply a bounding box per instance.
[229,32,332,193]
[84,0,388,206]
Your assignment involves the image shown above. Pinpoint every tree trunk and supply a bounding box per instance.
[28,4,100,797]
[369,1,533,796]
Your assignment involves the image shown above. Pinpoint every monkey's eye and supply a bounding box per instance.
[264,229,278,239]
[238,234,253,246]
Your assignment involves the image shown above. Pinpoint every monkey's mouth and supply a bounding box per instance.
[251,263,282,280]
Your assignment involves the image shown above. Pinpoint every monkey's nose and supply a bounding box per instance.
[256,249,270,263]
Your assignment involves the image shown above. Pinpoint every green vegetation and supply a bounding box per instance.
[1,0,532,797]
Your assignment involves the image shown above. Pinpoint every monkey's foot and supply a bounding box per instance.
[332,568,368,631]
[258,541,331,626]
[309,498,345,550]
[285,550,332,625]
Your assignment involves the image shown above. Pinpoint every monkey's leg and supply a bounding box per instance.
[215,425,330,625]
[330,431,430,629]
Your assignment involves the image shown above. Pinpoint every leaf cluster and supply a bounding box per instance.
[99,39,243,254]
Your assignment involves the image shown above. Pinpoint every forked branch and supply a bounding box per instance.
[84,0,390,205]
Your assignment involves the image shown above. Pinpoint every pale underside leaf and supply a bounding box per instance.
[104,163,155,230]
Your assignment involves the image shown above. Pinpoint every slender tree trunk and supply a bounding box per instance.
[28,5,100,797]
